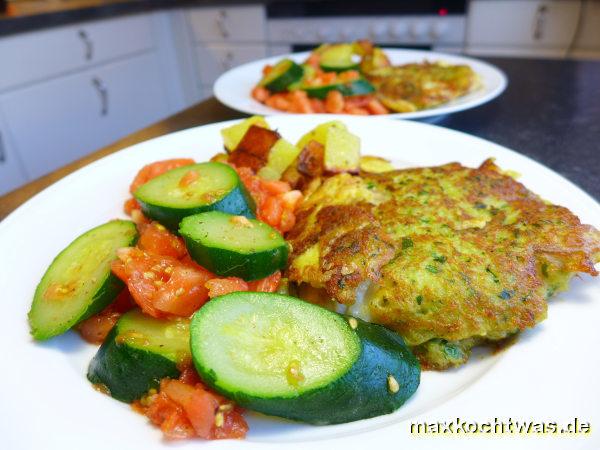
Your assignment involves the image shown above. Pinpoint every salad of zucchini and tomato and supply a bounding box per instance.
[28,117,420,441]
[252,41,390,115]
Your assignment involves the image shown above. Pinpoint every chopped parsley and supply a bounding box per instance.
[425,264,439,274]
[416,295,423,305]
[486,266,500,283]
[433,254,447,263]
[402,237,414,250]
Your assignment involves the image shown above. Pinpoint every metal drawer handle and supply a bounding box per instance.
[78,30,94,61]
[216,10,230,39]
[0,131,5,163]
[222,51,234,70]
[92,77,109,116]
[533,4,548,41]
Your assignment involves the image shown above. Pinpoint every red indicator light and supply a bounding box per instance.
[438,8,448,16]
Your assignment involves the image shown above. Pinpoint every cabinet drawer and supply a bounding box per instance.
[187,6,266,43]
[0,117,28,196]
[0,52,169,180]
[467,0,581,48]
[195,44,267,85]
[0,14,155,92]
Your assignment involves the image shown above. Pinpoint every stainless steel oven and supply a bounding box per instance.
[265,0,468,56]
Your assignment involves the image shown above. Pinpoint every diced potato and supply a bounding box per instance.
[228,125,281,170]
[297,140,325,177]
[324,126,360,173]
[257,138,301,181]
[296,121,347,150]
[221,116,270,151]
[359,155,394,173]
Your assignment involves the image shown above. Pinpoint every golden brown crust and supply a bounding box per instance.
[286,159,600,367]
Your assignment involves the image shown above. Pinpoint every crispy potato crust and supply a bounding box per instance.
[287,159,600,369]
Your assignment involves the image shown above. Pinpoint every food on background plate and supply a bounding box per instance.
[251,41,480,115]
[27,115,599,441]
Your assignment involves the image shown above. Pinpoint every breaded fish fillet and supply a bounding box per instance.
[286,160,600,369]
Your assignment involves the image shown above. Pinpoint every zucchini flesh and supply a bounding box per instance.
[28,220,138,340]
[318,43,359,73]
[134,162,255,231]
[259,59,304,93]
[88,310,190,403]
[302,79,375,100]
[179,211,288,281]
[190,292,420,424]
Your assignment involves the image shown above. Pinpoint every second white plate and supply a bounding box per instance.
[214,48,508,119]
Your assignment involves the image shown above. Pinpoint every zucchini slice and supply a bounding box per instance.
[190,292,420,424]
[28,220,138,341]
[179,211,288,281]
[318,43,359,73]
[134,162,255,231]
[88,310,190,403]
[302,79,375,100]
[259,59,304,93]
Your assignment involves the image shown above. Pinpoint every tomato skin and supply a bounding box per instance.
[77,290,134,344]
[247,271,281,293]
[137,222,187,259]
[143,392,196,440]
[112,248,212,318]
[205,277,248,298]
[130,158,195,194]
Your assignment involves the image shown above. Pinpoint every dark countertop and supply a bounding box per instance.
[437,57,600,201]
[0,56,598,220]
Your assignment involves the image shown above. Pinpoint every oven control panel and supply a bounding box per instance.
[267,15,466,47]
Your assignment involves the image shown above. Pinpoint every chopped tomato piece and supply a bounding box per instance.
[251,86,270,102]
[76,290,135,344]
[280,190,303,210]
[161,379,218,439]
[205,277,248,298]
[279,209,296,233]
[138,222,187,259]
[248,271,281,293]
[261,179,291,196]
[130,158,195,194]
[112,248,212,318]
[143,392,196,440]
[179,170,200,188]
[260,196,283,228]
[123,197,140,215]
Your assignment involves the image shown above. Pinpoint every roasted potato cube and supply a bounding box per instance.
[297,140,325,177]
[221,116,270,151]
[257,138,301,181]
[324,126,360,173]
[228,125,281,170]
[360,155,394,173]
[296,121,347,150]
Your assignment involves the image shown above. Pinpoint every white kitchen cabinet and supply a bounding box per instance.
[0,14,155,92]
[186,5,266,43]
[0,112,28,196]
[466,0,582,58]
[0,52,169,180]
[195,44,267,85]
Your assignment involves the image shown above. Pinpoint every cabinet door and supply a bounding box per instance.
[0,116,28,196]
[467,0,581,48]
[195,44,267,85]
[0,14,155,92]
[0,52,169,180]
[186,5,266,43]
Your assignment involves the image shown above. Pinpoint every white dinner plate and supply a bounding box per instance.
[0,116,598,450]
[214,49,508,119]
